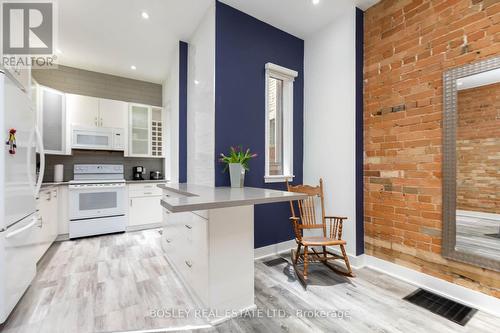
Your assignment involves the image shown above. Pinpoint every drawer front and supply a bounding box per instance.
[129,184,163,197]
[182,213,209,303]
[162,190,187,200]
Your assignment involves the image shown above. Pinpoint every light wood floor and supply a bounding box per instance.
[1,229,499,333]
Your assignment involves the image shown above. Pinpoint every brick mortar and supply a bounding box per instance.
[364,0,500,298]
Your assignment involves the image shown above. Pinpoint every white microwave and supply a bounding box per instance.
[72,127,125,151]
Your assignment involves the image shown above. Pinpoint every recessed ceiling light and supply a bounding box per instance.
[194,80,200,85]
[131,65,137,70]
[141,11,149,19]
[312,0,320,5]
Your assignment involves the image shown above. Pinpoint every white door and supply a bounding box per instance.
[99,98,127,129]
[67,94,99,128]
[0,213,38,323]
[3,73,37,229]
[129,196,162,226]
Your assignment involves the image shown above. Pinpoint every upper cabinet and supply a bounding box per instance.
[128,104,164,158]
[128,104,151,157]
[66,94,99,128]
[39,86,70,155]
[67,94,127,130]
[99,99,128,129]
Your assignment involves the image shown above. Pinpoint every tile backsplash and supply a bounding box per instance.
[41,150,164,182]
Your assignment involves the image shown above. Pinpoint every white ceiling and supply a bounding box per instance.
[55,0,379,84]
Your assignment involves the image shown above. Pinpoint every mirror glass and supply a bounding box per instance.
[455,68,500,262]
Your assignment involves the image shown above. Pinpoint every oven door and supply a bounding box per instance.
[68,183,126,220]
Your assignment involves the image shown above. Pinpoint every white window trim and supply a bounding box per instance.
[264,63,298,183]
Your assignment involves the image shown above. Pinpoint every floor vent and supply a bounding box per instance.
[263,257,289,267]
[403,289,477,326]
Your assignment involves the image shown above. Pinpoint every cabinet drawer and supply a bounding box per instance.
[128,183,163,197]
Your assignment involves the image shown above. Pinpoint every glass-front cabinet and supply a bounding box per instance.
[39,86,70,155]
[128,104,164,158]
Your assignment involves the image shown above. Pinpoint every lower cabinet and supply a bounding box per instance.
[35,187,59,261]
[162,208,209,305]
[128,183,163,228]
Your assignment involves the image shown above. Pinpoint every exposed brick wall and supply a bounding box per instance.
[457,82,500,214]
[364,0,500,298]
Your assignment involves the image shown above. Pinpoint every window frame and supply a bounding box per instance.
[264,63,298,183]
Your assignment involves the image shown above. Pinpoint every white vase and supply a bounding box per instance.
[229,163,245,188]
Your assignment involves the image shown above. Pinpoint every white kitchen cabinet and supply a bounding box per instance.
[67,95,127,129]
[128,104,151,157]
[39,86,70,155]
[128,183,163,229]
[66,94,99,128]
[99,98,128,129]
[128,104,164,158]
[35,187,59,262]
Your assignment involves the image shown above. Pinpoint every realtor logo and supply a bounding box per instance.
[2,2,53,54]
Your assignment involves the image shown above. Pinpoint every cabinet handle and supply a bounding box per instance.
[130,199,133,207]
[36,216,43,228]
[166,238,172,243]
[95,117,98,126]
[46,193,51,201]
[100,118,103,127]
[185,224,192,229]
[185,260,192,268]
[144,192,153,195]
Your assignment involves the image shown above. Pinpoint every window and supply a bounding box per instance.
[265,63,298,183]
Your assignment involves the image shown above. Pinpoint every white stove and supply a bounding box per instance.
[68,164,127,239]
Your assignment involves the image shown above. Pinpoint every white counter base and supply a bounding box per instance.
[161,204,255,324]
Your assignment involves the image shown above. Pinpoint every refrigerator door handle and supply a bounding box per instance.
[34,126,45,198]
[5,217,37,239]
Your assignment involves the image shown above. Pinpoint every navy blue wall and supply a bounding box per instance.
[214,1,304,248]
[178,41,188,183]
[355,8,365,256]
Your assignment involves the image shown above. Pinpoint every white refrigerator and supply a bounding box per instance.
[0,70,45,323]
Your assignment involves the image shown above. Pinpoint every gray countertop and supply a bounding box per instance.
[126,180,170,184]
[41,180,169,187]
[158,183,307,213]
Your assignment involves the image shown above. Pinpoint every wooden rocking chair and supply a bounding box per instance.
[286,179,353,287]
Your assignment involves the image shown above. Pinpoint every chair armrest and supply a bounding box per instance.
[325,216,348,221]
[324,216,347,240]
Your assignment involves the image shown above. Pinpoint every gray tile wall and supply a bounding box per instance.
[33,65,164,178]
[32,65,162,106]
[42,150,164,182]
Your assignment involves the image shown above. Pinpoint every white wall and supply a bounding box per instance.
[303,6,357,255]
[187,4,215,186]
[163,47,180,182]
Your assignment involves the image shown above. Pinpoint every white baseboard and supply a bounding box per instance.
[254,239,297,260]
[363,255,500,318]
[256,242,500,317]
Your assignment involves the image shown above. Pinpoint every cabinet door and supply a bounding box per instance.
[129,196,162,226]
[67,94,99,128]
[41,87,68,155]
[129,104,151,156]
[99,98,127,129]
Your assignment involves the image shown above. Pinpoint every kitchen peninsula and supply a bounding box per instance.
[158,183,306,323]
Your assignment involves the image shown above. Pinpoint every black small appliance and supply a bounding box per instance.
[132,166,145,180]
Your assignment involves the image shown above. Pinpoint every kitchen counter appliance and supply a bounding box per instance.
[68,164,126,239]
[132,166,145,180]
